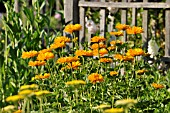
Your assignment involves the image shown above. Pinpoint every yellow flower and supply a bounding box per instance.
[65,80,86,85]
[2,105,15,112]
[18,90,34,96]
[151,83,164,89]
[64,24,82,34]
[38,48,51,54]
[110,71,118,76]
[88,73,103,83]
[114,54,124,61]
[136,69,147,75]
[84,50,93,56]
[75,50,86,56]
[126,48,144,57]
[91,36,106,42]
[28,61,46,66]
[110,31,123,36]
[13,110,22,113]
[93,104,111,109]
[110,40,123,46]
[57,56,79,63]
[126,26,143,34]
[99,48,108,56]
[34,90,50,96]
[20,84,38,90]
[108,46,116,51]
[104,108,124,113]
[123,55,134,61]
[73,24,82,31]
[6,95,25,102]
[116,23,130,30]
[115,99,137,106]
[50,42,66,49]
[100,58,113,63]
[37,52,54,61]
[54,36,71,43]
[67,61,81,69]
[32,73,50,80]
[21,50,38,59]
[91,42,106,49]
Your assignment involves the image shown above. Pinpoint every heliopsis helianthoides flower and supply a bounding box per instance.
[65,80,86,85]
[114,54,124,61]
[20,84,38,90]
[32,73,50,80]
[110,40,123,46]
[151,83,164,89]
[136,69,148,75]
[34,90,50,96]
[100,58,113,63]
[54,36,71,43]
[99,48,108,56]
[13,110,22,113]
[123,55,134,61]
[91,36,106,43]
[18,90,34,96]
[108,46,116,51]
[110,31,123,37]
[91,42,106,49]
[104,108,124,113]
[88,73,103,83]
[57,56,79,63]
[126,48,144,57]
[1,105,15,112]
[110,71,118,76]
[75,50,86,56]
[93,104,111,109]
[126,26,143,34]
[37,52,54,61]
[115,99,137,106]
[64,24,82,34]
[22,50,38,59]
[67,61,81,69]
[38,48,52,54]
[6,95,25,102]
[50,42,66,50]
[28,61,46,66]
[84,50,93,56]
[116,23,130,30]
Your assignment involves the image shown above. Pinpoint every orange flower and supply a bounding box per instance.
[84,50,93,56]
[13,110,22,113]
[100,58,113,63]
[22,51,38,59]
[54,36,71,43]
[57,56,79,63]
[28,61,46,66]
[88,73,103,83]
[126,48,144,57]
[151,83,164,89]
[75,50,86,56]
[37,52,54,61]
[99,48,108,56]
[116,23,130,30]
[73,24,82,31]
[136,69,147,75]
[90,43,106,49]
[32,73,50,80]
[91,36,106,42]
[67,61,81,69]
[38,48,51,54]
[123,55,134,61]
[110,31,123,36]
[126,26,143,34]
[50,42,66,49]
[114,54,124,60]
[114,54,134,61]
[64,24,82,34]
[110,40,123,46]
[110,71,118,76]
[107,46,116,51]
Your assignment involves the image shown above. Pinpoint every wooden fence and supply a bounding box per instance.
[64,0,170,62]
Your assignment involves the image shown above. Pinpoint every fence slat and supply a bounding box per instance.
[79,0,85,49]
[142,0,148,50]
[121,0,127,42]
[165,0,170,57]
[100,0,106,37]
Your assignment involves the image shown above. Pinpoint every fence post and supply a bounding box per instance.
[100,0,106,37]
[165,0,170,57]
[121,0,127,42]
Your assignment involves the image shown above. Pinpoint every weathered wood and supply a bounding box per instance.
[64,0,73,23]
[142,0,148,50]
[79,0,85,49]
[14,0,19,12]
[79,1,170,8]
[121,0,127,42]
[165,0,170,57]
[132,8,137,26]
[100,0,106,37]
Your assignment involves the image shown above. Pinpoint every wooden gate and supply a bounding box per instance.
[64,0,170,62]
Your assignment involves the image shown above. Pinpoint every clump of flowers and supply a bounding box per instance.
[88,73,104,83]
[28,61,46,66]
[126,48,144,57]
[22,50,38,59]
[37,52,54,61]
[91,36,106,43]
[57,56,79,63]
